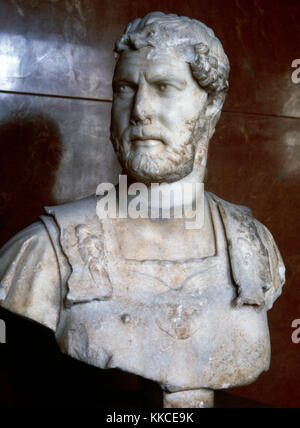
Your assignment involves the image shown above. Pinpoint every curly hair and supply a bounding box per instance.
[115,12,230,96]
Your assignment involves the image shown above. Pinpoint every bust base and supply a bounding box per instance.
[163,389,214,408]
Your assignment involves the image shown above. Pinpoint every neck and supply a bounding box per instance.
[122,163,205,220]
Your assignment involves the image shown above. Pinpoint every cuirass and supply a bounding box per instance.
[49,197,271,391]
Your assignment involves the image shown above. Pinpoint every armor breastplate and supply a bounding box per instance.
[43,194,272,390]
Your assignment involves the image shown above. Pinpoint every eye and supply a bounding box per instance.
[156,83,169,92]
[153,80,186,93]
[119,84,128,92]
[113,83,135,96]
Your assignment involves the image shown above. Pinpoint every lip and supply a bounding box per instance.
[132,138,162,147]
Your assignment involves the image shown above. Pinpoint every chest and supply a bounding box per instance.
[56,214,270,391]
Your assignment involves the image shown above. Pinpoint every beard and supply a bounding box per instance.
[110,122,203,183]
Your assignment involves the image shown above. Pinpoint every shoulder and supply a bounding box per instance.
[206,191,253,218]
[45,194,97,223]
[0,221,54,280]
[43,193,102,258]
[206,191,285,310]
[0,221,61,330]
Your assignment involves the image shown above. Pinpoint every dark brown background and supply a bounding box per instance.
[0,0,299,408]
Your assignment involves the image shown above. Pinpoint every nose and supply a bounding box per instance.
[130,82,153,126]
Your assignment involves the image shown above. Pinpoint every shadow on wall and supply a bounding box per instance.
[0,113,62,247]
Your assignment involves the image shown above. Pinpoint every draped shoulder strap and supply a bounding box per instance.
[206,192,285,310]
[44,195,112,307]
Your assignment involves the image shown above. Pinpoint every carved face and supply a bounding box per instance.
[111,46,209,183]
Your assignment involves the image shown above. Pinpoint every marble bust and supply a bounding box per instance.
[0,12,285,408]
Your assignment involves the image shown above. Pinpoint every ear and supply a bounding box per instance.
[205,95,220,117]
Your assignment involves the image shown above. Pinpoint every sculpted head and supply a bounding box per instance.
[110,12,230,184]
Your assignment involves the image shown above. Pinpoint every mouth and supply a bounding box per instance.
[131,138,162,148]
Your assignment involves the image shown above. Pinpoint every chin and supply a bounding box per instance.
[111,133,197,184]
[121,152,194,184]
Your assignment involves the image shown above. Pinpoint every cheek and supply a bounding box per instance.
[177,96,205,136]
[157,100,187,130]
[160,92,203,131]
[111,100,132,134]
[163,107,198,138]
[183,91,205,118]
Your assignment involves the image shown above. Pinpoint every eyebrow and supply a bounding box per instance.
[146,73,187,86]
[113,68,188,88]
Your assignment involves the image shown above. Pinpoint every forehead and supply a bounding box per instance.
[113,47,192,81]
